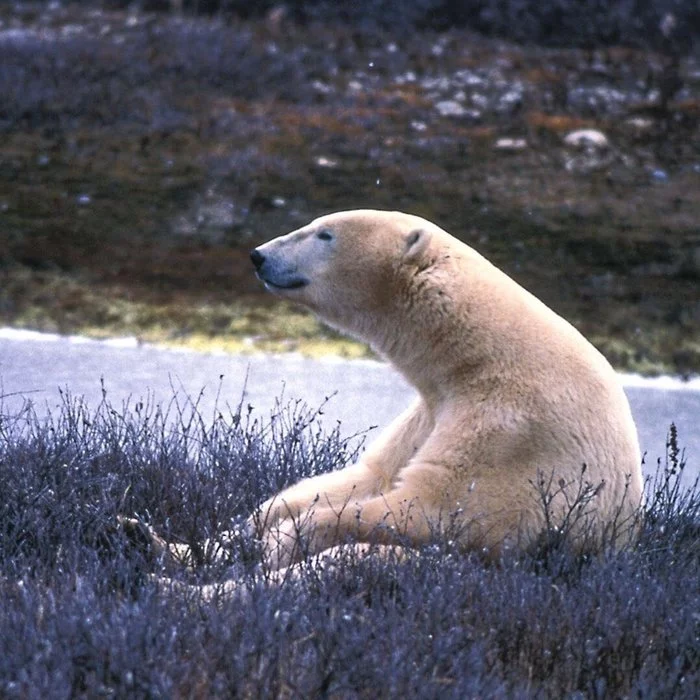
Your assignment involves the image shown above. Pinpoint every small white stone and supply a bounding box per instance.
[315,156,338,168]
[563,129,609,149]
[435,100,467,118]
[312,80,331,95]
[625,117,654,132]
[494,138,528,151]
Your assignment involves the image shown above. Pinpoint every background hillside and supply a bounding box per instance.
[1,0,699,373]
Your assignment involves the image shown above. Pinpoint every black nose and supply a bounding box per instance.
[250,248,265,270]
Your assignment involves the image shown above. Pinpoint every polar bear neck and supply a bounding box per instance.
[350,242,612,407]
[342,246,509,402]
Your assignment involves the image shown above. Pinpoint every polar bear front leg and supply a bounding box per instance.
[260,484,439,570]
[251,398,433,534]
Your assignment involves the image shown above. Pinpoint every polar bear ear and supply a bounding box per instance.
[403,228,432,264]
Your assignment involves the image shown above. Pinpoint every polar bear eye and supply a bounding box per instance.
[316,230,334,241]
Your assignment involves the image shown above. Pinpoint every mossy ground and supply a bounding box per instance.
[1,267,371,358]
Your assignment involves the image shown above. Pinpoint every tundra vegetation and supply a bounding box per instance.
[0,390,698,697]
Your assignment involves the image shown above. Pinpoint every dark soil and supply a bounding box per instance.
[1,3,700,372]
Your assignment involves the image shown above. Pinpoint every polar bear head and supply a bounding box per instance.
[250,210,438,337]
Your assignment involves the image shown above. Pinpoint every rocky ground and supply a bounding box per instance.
[1,4,699,373]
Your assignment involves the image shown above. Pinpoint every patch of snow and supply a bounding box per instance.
[0,328,140,350]
[1,328,698,389]
[620,373,700,392]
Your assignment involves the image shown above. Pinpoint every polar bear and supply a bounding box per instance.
[248,209,643,568]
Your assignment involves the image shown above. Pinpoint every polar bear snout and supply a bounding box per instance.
[250,248,265,270]
[250,244,309,292]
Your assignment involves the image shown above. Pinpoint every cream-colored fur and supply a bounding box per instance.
[249,210,643,568]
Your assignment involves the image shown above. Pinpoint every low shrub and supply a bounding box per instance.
[0,388,697,697]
